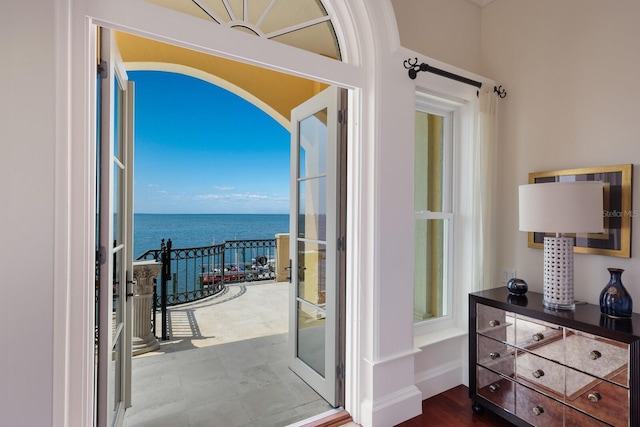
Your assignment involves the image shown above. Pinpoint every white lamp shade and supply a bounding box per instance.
[519,181,605,233]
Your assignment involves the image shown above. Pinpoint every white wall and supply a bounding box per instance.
[0,2,56,426]
[393,0,485,398]
[482,0,640,305]
[392,0,482,75]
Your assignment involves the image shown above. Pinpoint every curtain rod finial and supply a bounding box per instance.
[494,85,507,98]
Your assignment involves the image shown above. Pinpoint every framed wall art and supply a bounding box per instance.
[528,164,633,258]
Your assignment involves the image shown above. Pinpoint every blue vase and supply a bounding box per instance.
[599,268,633,318]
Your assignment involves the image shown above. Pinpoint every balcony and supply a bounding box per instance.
[124,237,335,427]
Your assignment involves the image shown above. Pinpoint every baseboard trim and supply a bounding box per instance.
[361,386,422,427]
[414,360,462,400]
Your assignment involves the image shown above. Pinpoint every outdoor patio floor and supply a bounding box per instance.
[123,280,335,427]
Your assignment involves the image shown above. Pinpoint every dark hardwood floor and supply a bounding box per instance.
[395,385,514,426]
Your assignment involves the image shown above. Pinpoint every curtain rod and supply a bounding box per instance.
[403,57,506,98]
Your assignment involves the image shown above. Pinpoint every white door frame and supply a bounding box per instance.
[97,27,134,427]
[55,0,404,426]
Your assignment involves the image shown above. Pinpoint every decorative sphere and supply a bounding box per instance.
[507,278,528,295]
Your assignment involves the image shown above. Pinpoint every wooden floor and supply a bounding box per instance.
[395,385,514,426]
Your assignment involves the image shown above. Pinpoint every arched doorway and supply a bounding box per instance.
[62,1,406,426]
[114,31,343,426]
[90,1,364,425]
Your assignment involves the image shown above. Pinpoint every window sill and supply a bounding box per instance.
[414,326,467,349]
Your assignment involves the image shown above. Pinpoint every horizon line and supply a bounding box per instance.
[134,212,289,215]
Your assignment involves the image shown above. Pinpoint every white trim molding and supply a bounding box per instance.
[415,360,463,400]
[361,386,423,427]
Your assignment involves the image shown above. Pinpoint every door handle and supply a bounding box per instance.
[126,272,136,300]
[285,259,292,283]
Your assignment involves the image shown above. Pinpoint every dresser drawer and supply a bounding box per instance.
[564,406,608,427]
[477,334,515,378]
[514,314,563,353]
[564,330,629,387]
[565,367,629,426]
[515,350,565,397]
[477,366,515,414]
[476,304,514,343]
[515,383,564,426]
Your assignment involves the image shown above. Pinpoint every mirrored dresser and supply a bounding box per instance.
[469,288,640,426]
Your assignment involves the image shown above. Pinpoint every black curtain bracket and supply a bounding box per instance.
[404,57,507,98]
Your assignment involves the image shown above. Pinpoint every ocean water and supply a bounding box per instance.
[134,213,289,258]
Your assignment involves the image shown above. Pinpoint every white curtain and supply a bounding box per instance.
[472,86,499,291]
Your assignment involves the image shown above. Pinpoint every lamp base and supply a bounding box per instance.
[543,299,576,311]
[543,236,575,311]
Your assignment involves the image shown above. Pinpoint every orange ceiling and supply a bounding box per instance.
[116,31,327,123]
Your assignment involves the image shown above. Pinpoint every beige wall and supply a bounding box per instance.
[395,0,640,305]
[481,0,640,304]
[1,2,56,426]
[392,0,482,74]
[394,0,640,400]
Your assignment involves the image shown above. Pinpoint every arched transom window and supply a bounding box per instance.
[147,0,342,60]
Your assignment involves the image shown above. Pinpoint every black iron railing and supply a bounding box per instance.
[136,238,277,339]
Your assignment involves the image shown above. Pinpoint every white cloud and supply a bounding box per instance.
[214,186,234,191]
[194,193,271,201]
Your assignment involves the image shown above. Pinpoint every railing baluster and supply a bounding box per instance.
[160,239,169,340]
[136,238,276,307]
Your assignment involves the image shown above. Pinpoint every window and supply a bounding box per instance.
[413,103,454,324]
[145,0,342,60]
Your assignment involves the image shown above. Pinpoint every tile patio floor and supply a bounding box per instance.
[123,280,335,427]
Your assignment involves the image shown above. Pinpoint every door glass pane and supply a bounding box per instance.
[297,301,326,377]
[414,219,447,320]
[299,144,307,179]
[298,177,327,241]
[94,73,102,421]
[299,109,327,178]
[113,77,121,162]
[297,241,326,303]
[110,332,122,415]
[112,247,123,339]
[113,162,121,245]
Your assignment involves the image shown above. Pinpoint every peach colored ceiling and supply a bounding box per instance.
[115,31,327,123]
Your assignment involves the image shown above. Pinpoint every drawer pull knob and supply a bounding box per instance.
[589,350,602,360]
[489,352,501,360]
[489,384,500,393]
[588,392,602,403]
[532,369,545,378]
[489,320,500,327]
[532,333,544,341]
[532,406,544,416]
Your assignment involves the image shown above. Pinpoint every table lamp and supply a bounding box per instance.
[519,181,604,310]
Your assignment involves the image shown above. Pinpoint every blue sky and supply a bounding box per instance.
[130,70,290,214]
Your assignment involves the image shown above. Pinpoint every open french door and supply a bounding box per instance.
[289,86,346,407]
[96,27,134,427]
